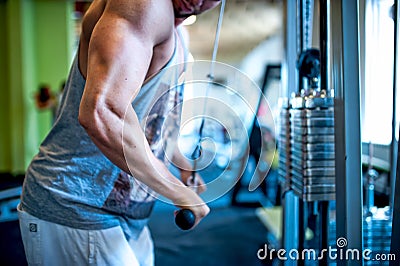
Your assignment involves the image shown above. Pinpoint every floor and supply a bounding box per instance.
[149,201,270,266]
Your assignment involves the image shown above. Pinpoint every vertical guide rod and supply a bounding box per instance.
[331,0,363,265]
[390,127,400,265]
[298,0,304,54]
[282,1,300,264]
[298,201,305,266]
[298,0,304,93]
[319,0,329,264]
[298,3,306,254]
[319,201,329,265]
[390,0,399,216]
[320,0,328,91]
[390,1,400,264]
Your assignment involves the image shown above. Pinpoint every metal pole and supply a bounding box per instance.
[320,0,328,91]
[298,201,305,266]
[283,0,299,99]
[319,201,329,265]
[390,130,400,265]
[282,1,300,265]
[299,0,304,52]
[390,135,400,265]
[331,0,364,265]
[390,2,400,264]
[320,1,330,263]
[298,0,305,92]
[390,0,399,216]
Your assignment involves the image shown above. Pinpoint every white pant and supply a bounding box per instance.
[18,204,154,266]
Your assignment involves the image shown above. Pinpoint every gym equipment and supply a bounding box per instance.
[175,209,196,230]
[289,93,335,202]
[329,206,392,266]
[278,1,336,264]
[297,48,321,90]
[175,0,226,230]
[0,186,22,223]
[390,1,400,265]
[277,98,291,190]
[365,143,380,216]
[279,46,335,202]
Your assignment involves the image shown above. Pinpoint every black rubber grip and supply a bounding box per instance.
[175,209,195,230]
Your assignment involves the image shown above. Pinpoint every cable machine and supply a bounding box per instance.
[280,0,398,265]
[279,0,334,264]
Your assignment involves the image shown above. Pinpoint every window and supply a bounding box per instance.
[363,0,396,145]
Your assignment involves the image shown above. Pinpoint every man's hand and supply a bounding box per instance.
[173,184,210,228]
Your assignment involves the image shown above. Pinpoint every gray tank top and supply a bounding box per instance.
[21,30,186,240]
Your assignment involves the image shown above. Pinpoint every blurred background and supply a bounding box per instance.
[1,0,400,265]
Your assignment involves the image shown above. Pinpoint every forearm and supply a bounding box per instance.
[172,148,194,179]
[81,104,188,201]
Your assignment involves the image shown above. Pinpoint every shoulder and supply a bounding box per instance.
[104,0,175,45]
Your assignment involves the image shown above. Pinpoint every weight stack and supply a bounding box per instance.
[329,206,392,266]
[289,94,336,202]
[278,98,292,190]
[363,207,392,265]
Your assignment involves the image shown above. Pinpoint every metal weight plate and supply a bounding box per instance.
[305,97,334,109]
[302,177,335,185]
[292,149,335,160]
[291,142,335,153]
[291,117,335,127]
[291,166,335,177]
[291,157,335,168]
[292,126,335,136]
[292,134,335,144]
[303,184,335,193]
[291,179,335,192]
[290,96,334,109]
[291,174,334,187]
[290,108,334,119]
[302,192,335,202]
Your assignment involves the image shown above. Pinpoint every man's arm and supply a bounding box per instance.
[78,0,209,225]
[172,148,207,194]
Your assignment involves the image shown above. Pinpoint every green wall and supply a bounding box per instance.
[0,0,74,174]
[0,2,11,172]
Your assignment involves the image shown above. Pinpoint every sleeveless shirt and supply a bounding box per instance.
[21,29,186,240]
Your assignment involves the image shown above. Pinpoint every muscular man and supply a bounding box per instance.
[18,0,220,265]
